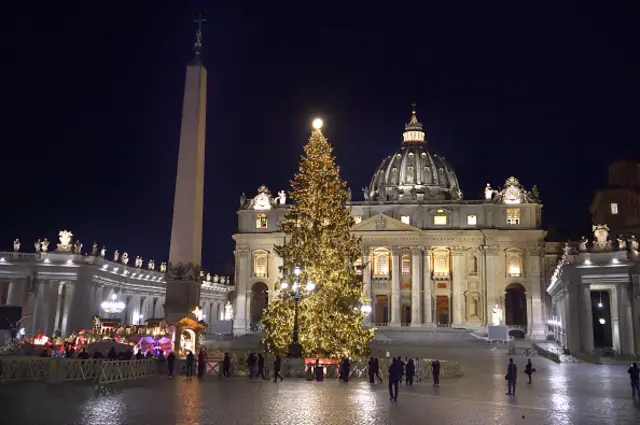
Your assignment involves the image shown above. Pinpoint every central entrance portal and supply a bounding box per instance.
[435,295,449,325]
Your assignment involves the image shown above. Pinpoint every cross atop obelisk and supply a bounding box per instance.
[165,16,208,324]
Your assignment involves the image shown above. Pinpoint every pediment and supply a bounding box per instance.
[352,213,421,232]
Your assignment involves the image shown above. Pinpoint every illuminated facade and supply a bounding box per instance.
[233,109,547,339]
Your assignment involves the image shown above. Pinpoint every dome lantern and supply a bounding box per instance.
[402,103,425,144]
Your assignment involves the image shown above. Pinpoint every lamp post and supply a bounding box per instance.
[280,266,315,358]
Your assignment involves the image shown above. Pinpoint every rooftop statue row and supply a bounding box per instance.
[8,230,231,285]
[575,224,639,253]
[484,177,540,204]
[239,186,287,210]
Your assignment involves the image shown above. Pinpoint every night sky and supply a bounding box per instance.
[3,3,639,274]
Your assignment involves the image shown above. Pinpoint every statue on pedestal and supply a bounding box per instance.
[91,242,98,256]
[213,274,219,283]
[362,186,370,201]
[579,237,588,252]
[484,183,494,200]
[491,304,503,326]
[100,246,106,258]
[41,238,49,253]
[277,190,287,205]
[121,252,129,265]
[148,259,155,270]
[160,262,167,272]
[73,240,83,254]
[220,277,226,284]
[224,301,234,321]
[206,273,211,282]
[592,224,610,251]
[113,250,120,262]
[56,230,73,252]
[34,239,41,253]
[618,235,627,251]
[13,239,20,252]
[630,235,639,253]
[239,192,247,207]
[135,256,142,268]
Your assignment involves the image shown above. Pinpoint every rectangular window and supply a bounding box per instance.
[353,215,362,224]
[401,215,411,225]
[401,255,411,274]
[256,214,268,229]
[506,208,520,225]
[467,215,477,225]
[610,203,619,215]
[433,215,447,225]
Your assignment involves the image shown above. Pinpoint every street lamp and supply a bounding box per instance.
[280,266,314,358]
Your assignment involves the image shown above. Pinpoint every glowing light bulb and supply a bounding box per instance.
[312,118,323,130]
[599,318,606,325]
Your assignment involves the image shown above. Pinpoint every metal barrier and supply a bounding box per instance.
[0,357,156,384]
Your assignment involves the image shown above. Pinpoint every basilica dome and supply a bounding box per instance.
[366,109,462,202]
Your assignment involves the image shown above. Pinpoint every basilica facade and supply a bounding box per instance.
[233,110,547,339]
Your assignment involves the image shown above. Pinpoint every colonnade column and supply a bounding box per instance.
[451,247,465,326]
[580,283,594,353]
[410,248,422,326]
[6,279,26,307]
[389,248,401,327]
[362,247,372,325]
[60,283,75,337]
[233,248,249,335]
[618,283,635,356]
[423,248,432,325]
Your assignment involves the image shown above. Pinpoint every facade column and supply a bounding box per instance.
[527,248,545,339]
[60,283,75,337]
[483,245,499,327]
[410,248,422,326]
[580,283,594,353]
[451,247,465,326]
[423,248,432,325]
[610,287,621,352]
[41,281,59,335]
[95,285,104,317]
[565,280,581,354]
[6,279,26,307]
[362,247,372,325]
[233,248,250,335]
[389,248,401,327]
[618,283,635,356]
[53,282,66,333]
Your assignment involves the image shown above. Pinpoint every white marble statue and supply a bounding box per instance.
[484,183,494,200]
[240,192,247,207]
[57,230,73,252]
[630,235,639,253]
[135,256,142,268]
[592,224,610,251]
[491,304,503,326]
[13,239,20,252]
[34,239,41,253]
[224,301,234,321]
[160,262,167,272]
[563,242,572,256]
[213,274,219,283]
[148,259,155,270]
[73,240,83,254]
[362,186,369,201]
[206,273,211,282]
[100,246,106,258]
[618,235,626,251]
[220,277,226,284]
[91,242,98,256]
[579,236,588,252]
[277,190,287,205]
[41,238,49,253]
[121,252,129,265]
[113,250,120,262]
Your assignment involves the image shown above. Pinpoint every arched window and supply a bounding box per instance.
[508,254,521,277]
[253,250,268,278]
[434,254,448,275]
[373,249,390,276]
[401,255,411,275]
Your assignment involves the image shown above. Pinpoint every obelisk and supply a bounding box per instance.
[164,15,207,326]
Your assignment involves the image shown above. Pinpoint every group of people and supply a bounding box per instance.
[505,358,535,396]
[385,357,441,401]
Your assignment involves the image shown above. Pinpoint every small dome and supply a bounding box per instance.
[367,108,462,202]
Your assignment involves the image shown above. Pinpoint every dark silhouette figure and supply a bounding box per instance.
[135,351,144,360]
[388,357,401,401]
[78,348,90,359]
[167,352,176,378]
[315,358,324,381]
[505,358,517,395]
[374,358,383,383]
[197,350,206,379]
[157,351,166,375]
[343,358,351,382]
[405,358,415,385]
[108,347,117,359]
[257,353,265,379]
[368,357,375,383]
[247,353,257,379]
[628,362,640,398]
[525,359,534,384]
[431,359,441,387]
[273,355,283,382]
[222,353,230,378]
[186,351,195,379]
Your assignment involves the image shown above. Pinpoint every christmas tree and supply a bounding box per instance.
[261,119,374,358]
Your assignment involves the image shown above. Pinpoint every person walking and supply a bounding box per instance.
[405,358,415,386]
[388,357,401,401]
[374,358,383,383]
[628,362,640,398]
[185,351,195,380]
[368,357,375,383]
[157,351,166,375]
[343,357,351,382]
[167,351,176,378]
[222,352,230,378]
[257,353,265,380]
[273,355,283,382]
[505,358,517,395]
[524,358,534,384]
[431,359,440,387]
[197,349,206,379]
[247,353,257,379]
